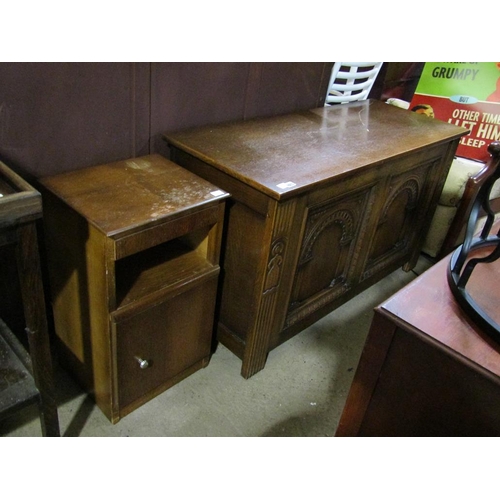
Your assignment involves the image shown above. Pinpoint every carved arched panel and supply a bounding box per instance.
[286,188,371,327]
[362,161,434,281]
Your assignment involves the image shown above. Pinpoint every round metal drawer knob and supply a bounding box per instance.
[135,356,149,369]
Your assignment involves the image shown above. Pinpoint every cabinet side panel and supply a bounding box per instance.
[335,311,398,437]
[359,327,500,436]
[43,194,90,366]
[218,201,267,344]
[43,192,113,419]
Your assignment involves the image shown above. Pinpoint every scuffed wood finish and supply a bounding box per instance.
[337,221,500,436]
[40,154,226,237]
[165,100,468,378]
[41,155,229,423]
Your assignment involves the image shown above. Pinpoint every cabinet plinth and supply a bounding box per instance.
[41,154,229,423]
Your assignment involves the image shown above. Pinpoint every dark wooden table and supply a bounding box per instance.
[165,99,468,378]
[336,222,500,436]
[0,161,59,436]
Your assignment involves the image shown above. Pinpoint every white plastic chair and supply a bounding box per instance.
[325,62,383,105]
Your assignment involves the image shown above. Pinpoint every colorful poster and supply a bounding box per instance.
[410,62,500,162]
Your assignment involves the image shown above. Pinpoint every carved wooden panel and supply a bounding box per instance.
[362,160,436,281]
[241,198,300,378]
[286,187,372,327]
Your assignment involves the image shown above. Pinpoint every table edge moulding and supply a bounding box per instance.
[163,100,469,379]
[40,154,229,423]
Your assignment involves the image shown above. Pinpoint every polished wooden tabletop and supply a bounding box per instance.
[381,238,500,379]
[165,99,468,200]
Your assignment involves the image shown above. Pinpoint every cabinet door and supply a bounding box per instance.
[286,186,372,328]
[114,275,218,411]
[361,160,434,282]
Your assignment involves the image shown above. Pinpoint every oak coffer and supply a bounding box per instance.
[164,99,469,379]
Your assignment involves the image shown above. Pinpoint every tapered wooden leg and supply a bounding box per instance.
[16,223,60,437]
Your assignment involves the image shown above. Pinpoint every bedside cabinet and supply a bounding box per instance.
[40,155,229,423]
